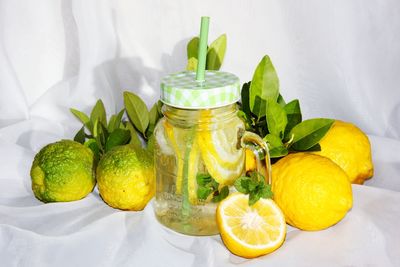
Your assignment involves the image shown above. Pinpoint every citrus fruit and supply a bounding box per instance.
[245,148,257,173]
[217,193,286,258]
[313,120,373,184]
[30,140,95,203]
[197,110,244,186]
[272,153,353,231]
[96,145,155,211]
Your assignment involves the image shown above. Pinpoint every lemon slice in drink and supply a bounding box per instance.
[164,120,185,194]
[217,193,286,258]
[164,120,201,204]
[197,111,245,186]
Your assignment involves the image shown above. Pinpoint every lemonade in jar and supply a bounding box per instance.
[153,70,271,235]
[153,17,271,236]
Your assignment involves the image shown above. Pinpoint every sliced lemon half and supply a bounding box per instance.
[217,193,286,258]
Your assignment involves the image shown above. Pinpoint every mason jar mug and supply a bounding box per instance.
[153,71,271,236]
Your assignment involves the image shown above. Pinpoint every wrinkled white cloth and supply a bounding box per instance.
[0,0,399,266]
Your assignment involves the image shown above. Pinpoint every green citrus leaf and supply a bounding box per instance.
[84,138,100,163]
[206,34,227,70]
[252,95,267,119]
[266,99,287,137]
[108,108,125,132]
[237,110,253,131]
[187,37,199,60]
[146,104,159,138]
[263,133,284,148]
[90,99,107,127]
[305,143,321,152]
[269,146,289,158]
[108,115,117,132]
[284,99,302,139]
[73,127,86,144]
[263,133,288,158]
[241,81,251,115]
[249,55,280,112]
[105,128,131,152]
[123,91,149,135]
[122,121,143,149]
[70,108,92,132]
[186,57,198,71]
[277,94,286,107]
[157,100,163,117]
[289,118,334,151]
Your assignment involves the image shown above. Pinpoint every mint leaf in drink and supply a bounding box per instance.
[197,186,213,200]
[196,173,229,202]
[248,191,261,206]
[259,184,273,199]
[234,177,251,194]
[212,186,229,203]
[235,171,272,206]
[196,173,212,187]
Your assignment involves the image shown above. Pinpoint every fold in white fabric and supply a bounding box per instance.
[0,0,399,266]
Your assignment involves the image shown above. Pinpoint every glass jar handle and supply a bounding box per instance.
[239,130,272,184]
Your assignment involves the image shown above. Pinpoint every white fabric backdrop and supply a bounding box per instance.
[1,1,399,266]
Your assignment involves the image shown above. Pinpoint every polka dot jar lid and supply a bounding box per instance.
[160,71,240,109]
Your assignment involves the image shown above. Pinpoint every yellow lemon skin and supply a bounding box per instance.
[96,145,155,211]
[245,148,257,173]
[272,153,353,231]
[30,140,95,203]
[314,120,373,184]
[217,193,286,258]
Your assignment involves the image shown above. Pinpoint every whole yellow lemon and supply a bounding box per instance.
[272,153,353,231]
[313,120,373,184]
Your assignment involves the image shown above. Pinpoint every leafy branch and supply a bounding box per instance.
[238,55,334,159]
